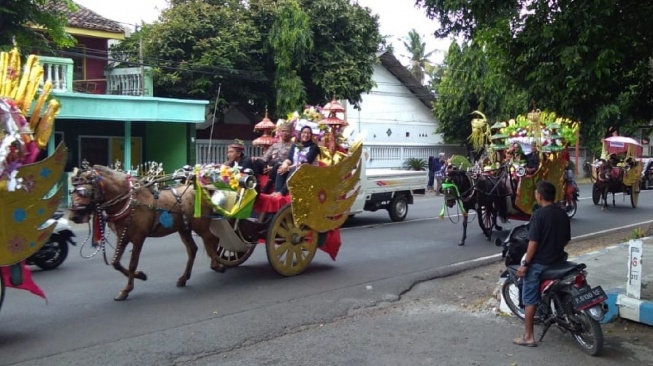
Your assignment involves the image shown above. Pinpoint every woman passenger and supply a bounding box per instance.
[272,126,320,196]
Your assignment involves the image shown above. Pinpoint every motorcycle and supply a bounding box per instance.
[558,166,579,218]
[27,211,76,270]
[495,224,607,356]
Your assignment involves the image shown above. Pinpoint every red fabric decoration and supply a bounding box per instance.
[254,193,292,213]
[1,262,47,300]
[319,229,341,261]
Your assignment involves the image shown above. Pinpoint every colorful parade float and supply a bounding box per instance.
[587,135,642,209]
[68,98,362,300]
[442,108,580,245]
[1,47,66,309]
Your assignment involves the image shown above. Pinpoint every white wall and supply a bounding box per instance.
[343,65,443,147]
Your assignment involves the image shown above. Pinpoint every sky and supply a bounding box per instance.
[73,0,451,64]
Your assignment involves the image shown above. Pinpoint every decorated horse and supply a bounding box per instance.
[69,165,229,301]
[441,165,508,246]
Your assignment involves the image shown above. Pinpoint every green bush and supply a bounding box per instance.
[448,155,473,170]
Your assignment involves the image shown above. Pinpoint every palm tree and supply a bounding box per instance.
[401,29,436,84]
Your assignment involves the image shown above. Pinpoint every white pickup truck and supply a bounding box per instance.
[348,151,428,222]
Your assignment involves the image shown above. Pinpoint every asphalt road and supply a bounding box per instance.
[1,183,651,365]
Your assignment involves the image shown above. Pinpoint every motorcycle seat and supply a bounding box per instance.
[541,261,586,280]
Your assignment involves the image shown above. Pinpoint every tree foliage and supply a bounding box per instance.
[433,41,527,149]
[110,0,383,117]
[402,29,436,84]
[418,0,653,151]
[0,0,76,50]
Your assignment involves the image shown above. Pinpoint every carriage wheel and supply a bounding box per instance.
[631,184,640,208]
[266,204,317,276]
[216,245,255,267]
[591,183,601,205]
[476,204,493,239]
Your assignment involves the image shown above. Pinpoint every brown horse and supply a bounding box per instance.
[69,165,226,301]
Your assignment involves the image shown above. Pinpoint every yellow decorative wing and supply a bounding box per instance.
[0,143,67,265]
[287,140,363,232]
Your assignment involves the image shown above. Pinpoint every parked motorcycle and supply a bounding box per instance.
[27,211,76,270]
[495,224,607,356]
[558,166,579,218]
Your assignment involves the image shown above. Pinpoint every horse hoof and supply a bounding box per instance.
[212,263,226,273]
[114,291,129,301]
[176,278,187,287]
[458,242,465,246]
[135,271,148,281]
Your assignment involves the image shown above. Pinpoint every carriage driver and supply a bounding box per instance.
[225,140,256,173]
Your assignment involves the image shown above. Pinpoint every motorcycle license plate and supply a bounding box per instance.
[572,285,607,310]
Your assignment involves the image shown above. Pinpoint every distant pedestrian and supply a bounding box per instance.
[434,152,446,195]
[426,156,435,191]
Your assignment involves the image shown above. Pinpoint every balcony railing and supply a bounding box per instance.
[38,56,153,97]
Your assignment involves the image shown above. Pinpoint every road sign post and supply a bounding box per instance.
[627,239,643,299]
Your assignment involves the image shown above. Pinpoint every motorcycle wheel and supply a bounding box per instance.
[501,279,525,320]
[570,309,604,356]
[560,199,577,219]
[34,237,68,270]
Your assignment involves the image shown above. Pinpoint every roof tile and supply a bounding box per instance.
[43,0,125,34]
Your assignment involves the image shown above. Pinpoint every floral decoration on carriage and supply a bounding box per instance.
[0,47,65,299]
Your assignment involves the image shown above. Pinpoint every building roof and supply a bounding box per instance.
[378,50,436,109]
[43,1,125,34]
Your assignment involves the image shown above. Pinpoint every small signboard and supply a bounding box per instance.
[627,239,643,299]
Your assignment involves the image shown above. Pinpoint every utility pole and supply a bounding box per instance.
[137,23,145,96]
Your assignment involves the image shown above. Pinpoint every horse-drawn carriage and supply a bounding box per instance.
[441,110,579,245]
[69,127,363,300]
[587,136,642,209]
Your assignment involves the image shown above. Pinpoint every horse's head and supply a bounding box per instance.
[69,167,99,224]
[442,169,470,208]
[69,165,129,224]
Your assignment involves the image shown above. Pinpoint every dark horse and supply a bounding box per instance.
[69,165,226,301]
[442,169,509,246]
[591,159,624,210]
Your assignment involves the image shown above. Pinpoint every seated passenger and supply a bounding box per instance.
[258,123,293,193]
[524,142,539,175]
[272,126,320,196]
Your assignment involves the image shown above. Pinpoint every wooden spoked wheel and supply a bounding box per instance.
[592,183,601,205]
[216,245,255,267]
[265,204,317,276]
[476,204,493,239]
[631,184,640,208]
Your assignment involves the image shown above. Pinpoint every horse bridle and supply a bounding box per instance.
[70,169,137,222]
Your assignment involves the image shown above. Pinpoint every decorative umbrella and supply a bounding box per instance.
[252,109,276,149]
[604,136,643,156]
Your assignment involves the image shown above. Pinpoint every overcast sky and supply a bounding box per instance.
[73,0,450,64]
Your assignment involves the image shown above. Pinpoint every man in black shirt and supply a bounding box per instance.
[524,142,539,175]
[513,180,570,347]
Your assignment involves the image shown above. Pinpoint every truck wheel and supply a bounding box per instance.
[388,195,408,222]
